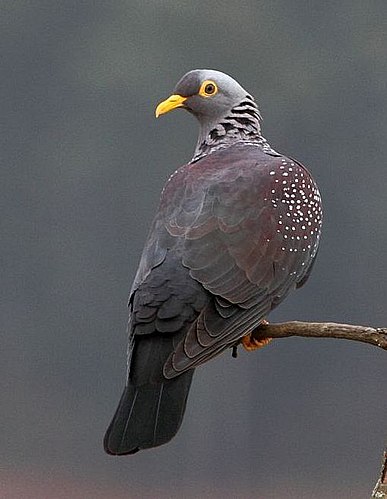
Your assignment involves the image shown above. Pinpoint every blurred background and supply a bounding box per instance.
[1,1,386,498]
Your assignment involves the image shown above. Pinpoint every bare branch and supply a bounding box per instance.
[251,321,387,351]
[248,319,387,497]
[371,449,387,498]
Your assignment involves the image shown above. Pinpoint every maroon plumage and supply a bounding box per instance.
[131,144,321,378]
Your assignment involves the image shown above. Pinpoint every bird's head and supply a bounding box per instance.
[155,69,253,123]
[155,69,263,161]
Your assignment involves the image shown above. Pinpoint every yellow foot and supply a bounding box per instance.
[241,321,272,352]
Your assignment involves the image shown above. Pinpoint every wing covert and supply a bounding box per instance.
[130,144,322,376]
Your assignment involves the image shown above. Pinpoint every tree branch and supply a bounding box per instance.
[371,449,387,498]
[251,321,387,351]
[248,320,386,497]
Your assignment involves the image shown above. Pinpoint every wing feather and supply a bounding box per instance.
[130,144,322,376]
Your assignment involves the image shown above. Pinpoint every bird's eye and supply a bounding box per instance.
[199,80,218,97]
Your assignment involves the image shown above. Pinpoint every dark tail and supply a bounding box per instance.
[104,334,194,455]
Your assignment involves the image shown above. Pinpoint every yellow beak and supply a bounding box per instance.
[155,94,187,118]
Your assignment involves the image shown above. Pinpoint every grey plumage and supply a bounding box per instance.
[104,70,322,455]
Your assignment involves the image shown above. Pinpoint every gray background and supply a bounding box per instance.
[1,1,386,498]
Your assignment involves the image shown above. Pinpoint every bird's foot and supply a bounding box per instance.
[241,335,272,351]
[241,320,272,351]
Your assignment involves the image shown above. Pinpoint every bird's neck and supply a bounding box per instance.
[191,97,275,162]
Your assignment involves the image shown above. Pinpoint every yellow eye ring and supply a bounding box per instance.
[199,80,218,97]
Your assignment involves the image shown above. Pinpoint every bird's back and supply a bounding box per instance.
[104,144,321,454]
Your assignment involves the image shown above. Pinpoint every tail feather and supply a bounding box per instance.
[104,334,194,455]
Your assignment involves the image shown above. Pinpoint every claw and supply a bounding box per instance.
[241,334,272,351]
[241,320,272,352]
